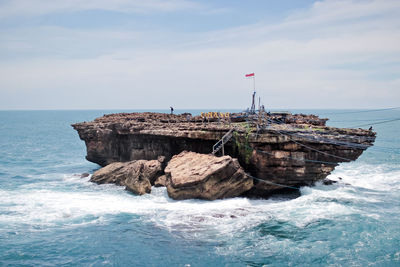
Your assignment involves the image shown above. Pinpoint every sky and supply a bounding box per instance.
[0,0,399,110]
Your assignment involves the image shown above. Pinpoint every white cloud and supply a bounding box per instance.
[0,0,200,18]
[0,0,399,109]
[288,0,400,22]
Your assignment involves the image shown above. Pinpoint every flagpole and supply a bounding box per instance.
[253,75,256,93]
[245,72,256,114]
[253,75,256,113]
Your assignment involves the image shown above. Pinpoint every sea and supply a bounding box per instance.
[0,109,399,267]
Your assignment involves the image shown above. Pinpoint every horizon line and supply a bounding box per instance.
[1,107,399,112]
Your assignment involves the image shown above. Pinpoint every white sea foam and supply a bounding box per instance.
[1,164,399,240]
[328,164,400,192]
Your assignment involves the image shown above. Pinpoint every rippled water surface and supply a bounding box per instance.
[0,109,399,266]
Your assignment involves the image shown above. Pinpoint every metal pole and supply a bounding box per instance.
[253,75,256,93]
[253,75,256,114]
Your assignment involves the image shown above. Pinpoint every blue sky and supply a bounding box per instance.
[0,0,399,110]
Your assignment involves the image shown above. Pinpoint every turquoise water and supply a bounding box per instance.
[0,109,399,266]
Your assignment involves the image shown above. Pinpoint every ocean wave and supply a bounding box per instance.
[1,164,399,242]
[328,163,400,192]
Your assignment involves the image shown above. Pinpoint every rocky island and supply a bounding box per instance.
[72,112,376,200]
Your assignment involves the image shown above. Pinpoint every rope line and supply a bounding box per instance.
[235,117,356,164]
[271,118,400,153]
[270,117,369,148]
[329,117,399,123]
[228,120,363,190]
[271,129,354,162]
[249,144,339,165]
[278,130,370,149]
[271,117,372,150]
[246,174,300,190]
[220,110,398,191]
[231,135,340,165]
[350,117,400,128]
[317,107,400,115]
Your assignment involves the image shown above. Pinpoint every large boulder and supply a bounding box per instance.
[165,151,253,200]
[91,159,163,195]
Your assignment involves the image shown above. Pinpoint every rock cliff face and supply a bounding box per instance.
[72,112,376,197]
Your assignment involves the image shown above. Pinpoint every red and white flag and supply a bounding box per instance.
[245,73,255,77]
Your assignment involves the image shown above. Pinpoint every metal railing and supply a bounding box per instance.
[212,128,235,156]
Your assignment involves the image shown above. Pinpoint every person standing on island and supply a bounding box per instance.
[170,107,174,114]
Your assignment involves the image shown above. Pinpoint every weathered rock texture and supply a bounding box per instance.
[154,175,167,187]
[91,159,163,195]
[164,151,253,200]
[73,112,376,198]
